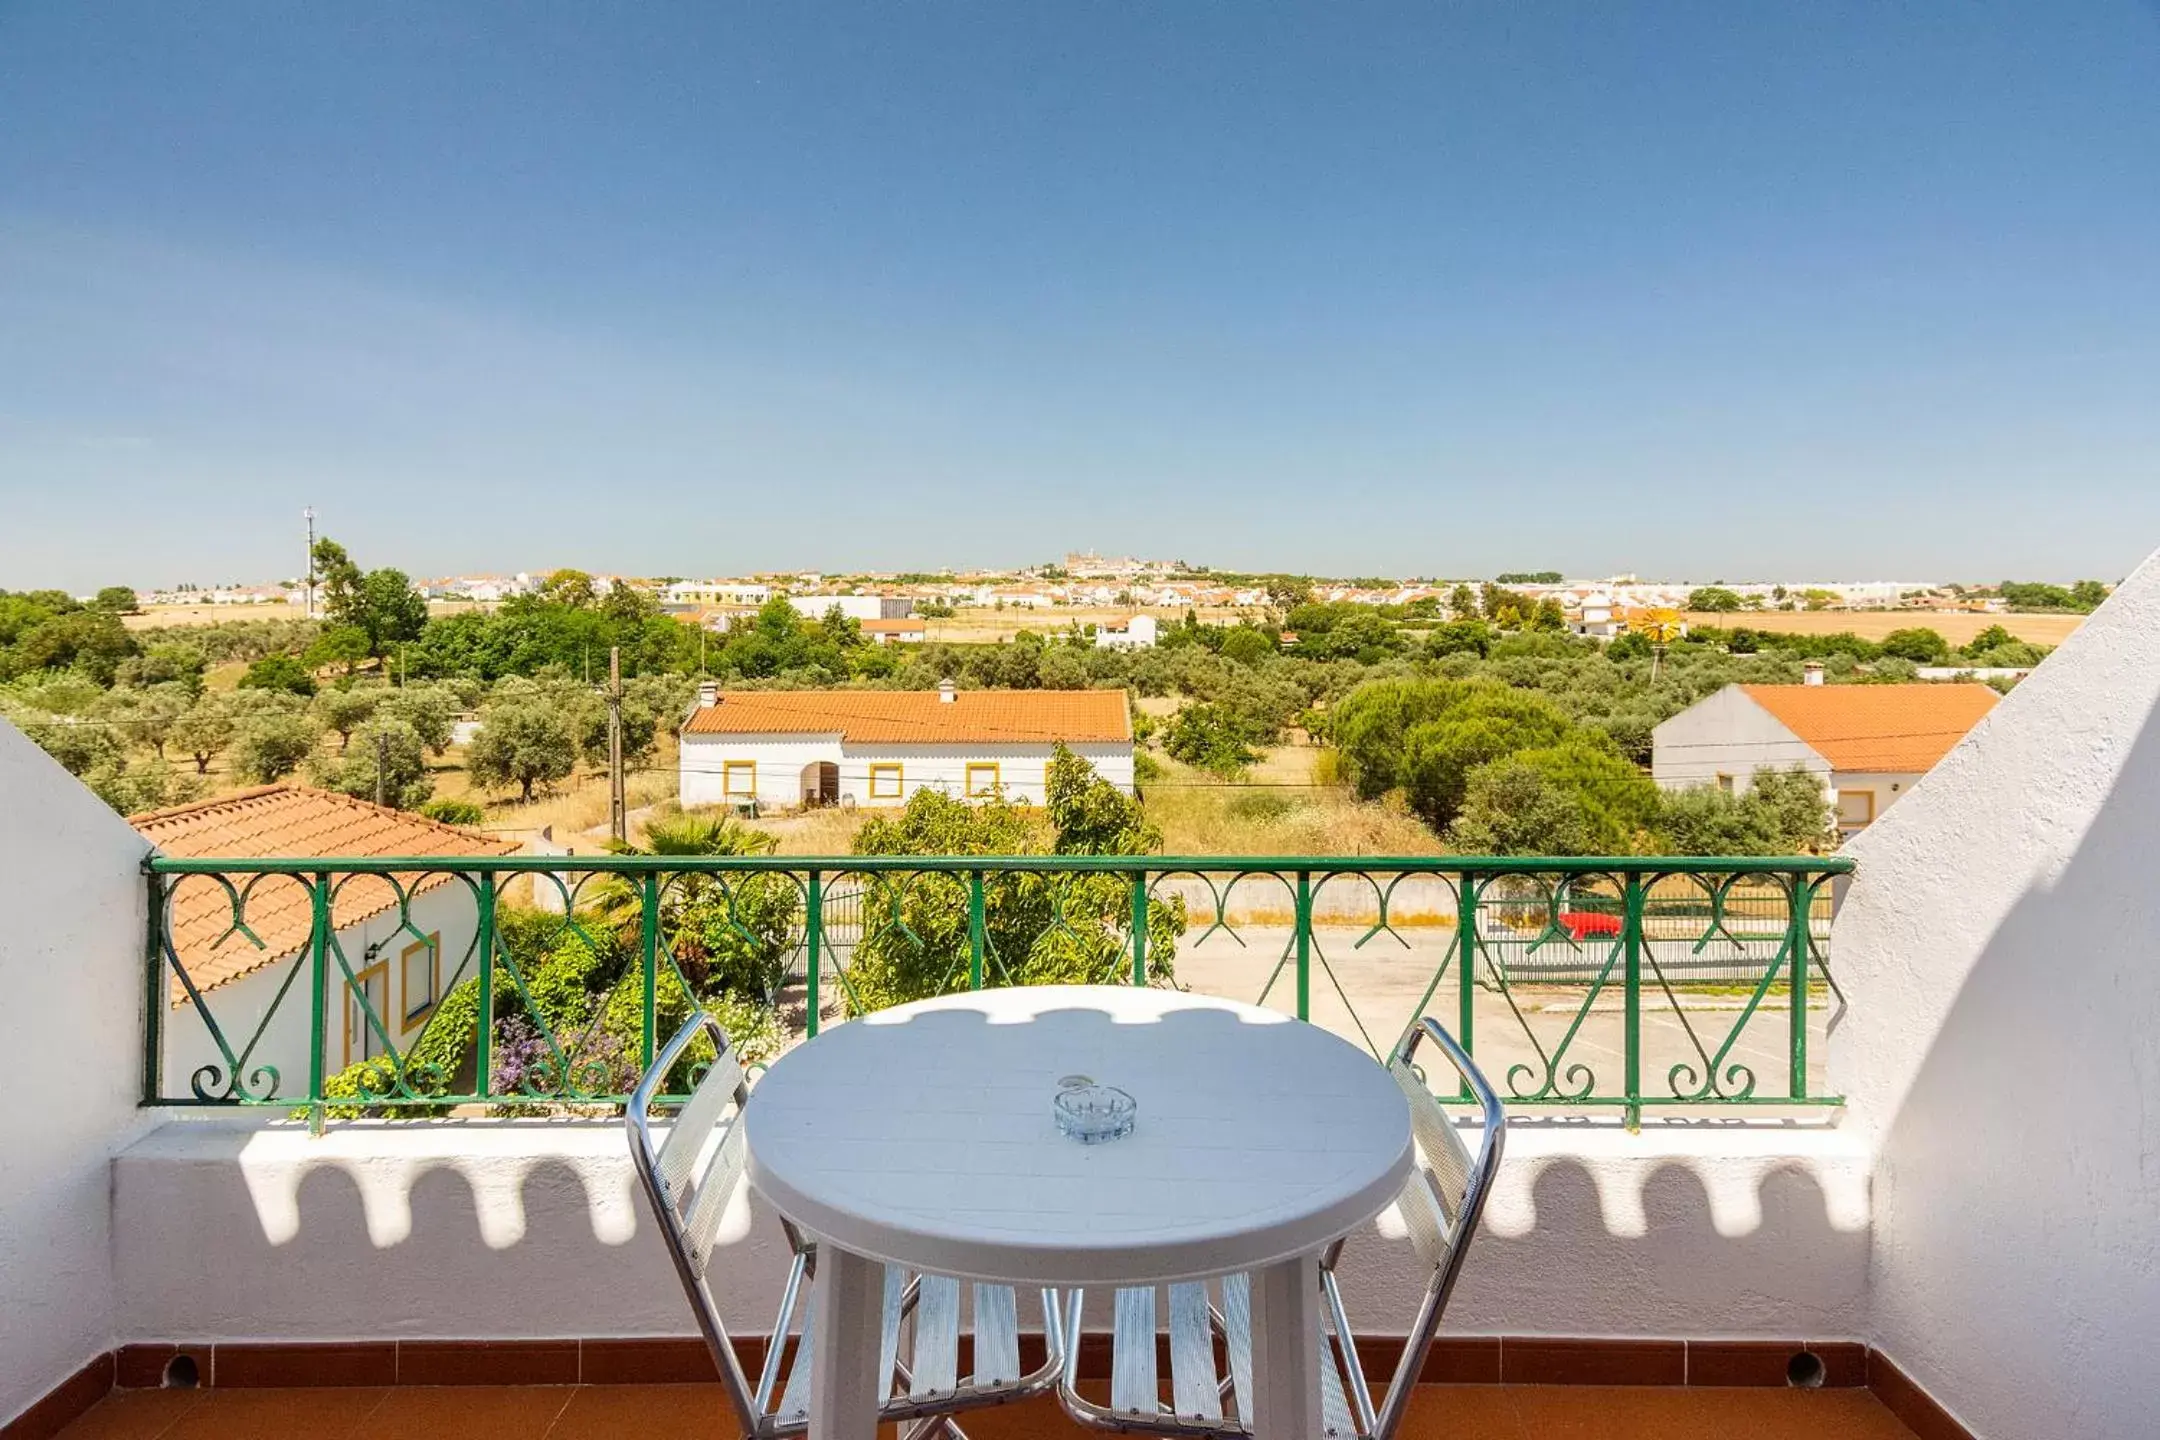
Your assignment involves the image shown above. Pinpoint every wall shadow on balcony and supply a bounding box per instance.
[1339,1153,1868,1339]
[1856,667,2160,1439]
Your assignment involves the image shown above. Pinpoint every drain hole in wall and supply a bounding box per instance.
[1786,1350,1826,1389]
[163,1355,200,1390]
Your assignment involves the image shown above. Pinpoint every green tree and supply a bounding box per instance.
[91,585,141,614]
[115,641,207,693]
[1396,686,1573,829]
[106,682,191,760]
[1426,619,1491,659]
[1655,766,1834,855]
[312,685,383,750]
[353,569,428,656]
[1448,584,1480,620]
[238,654,318,697]
[845,749,1182,1013]
[6,608,138,684]
[1687,587,1745,612]
[304,624,373,675]
[2070,580,2109,611]
[467,698,578,801]
[1879,628,1951,665]
[1219,625,1276,667]
[1447,759,1609,856]
[311,538,363,617]
[309,716,432,808]
[1162,702,1262,778]
[379,681,463,754]
[169,694,239,774]
[539,569,599,608]
[230,709,322,783]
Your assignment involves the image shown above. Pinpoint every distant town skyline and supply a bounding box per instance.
[4,4,2158,590]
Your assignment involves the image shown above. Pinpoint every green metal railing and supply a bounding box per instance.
[144,853,1853,1129]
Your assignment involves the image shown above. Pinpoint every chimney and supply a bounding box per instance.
[938,677,957,704]
[697,680,720,708]
[1803,662,1825,687]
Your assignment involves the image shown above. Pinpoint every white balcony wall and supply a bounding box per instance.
[1831,546,2160,1440]
[0,723,152,1426]
[108,1120,1869,1347]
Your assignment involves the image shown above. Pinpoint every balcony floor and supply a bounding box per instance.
[56,1382,1920,1439]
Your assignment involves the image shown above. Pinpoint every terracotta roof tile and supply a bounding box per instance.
[681,689,1131,744]
[1740,683,1999,772]
[134,786,519,1000]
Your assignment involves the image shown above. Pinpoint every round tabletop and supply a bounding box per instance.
[742,985,1414,1285]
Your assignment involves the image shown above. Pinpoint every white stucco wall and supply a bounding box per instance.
[159,883,483,1105]
[1650,687,1826,791]
[681,733,1134,810]
[1830,546,2160,1440]
[0,721,154,1425]
[109,1119,1868,1346]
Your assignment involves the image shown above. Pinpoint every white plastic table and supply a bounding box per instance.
[743,984,1414,1440]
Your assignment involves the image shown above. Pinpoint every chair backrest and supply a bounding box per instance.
[1369,1018,1506,1440]
[627,1012,762,1430]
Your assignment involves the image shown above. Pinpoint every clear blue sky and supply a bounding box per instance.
[3,3,2157,591]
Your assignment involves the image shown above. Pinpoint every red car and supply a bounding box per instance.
[1558,910,1622,941]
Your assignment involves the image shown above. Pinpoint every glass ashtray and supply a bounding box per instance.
[1053,1082,1136,1145]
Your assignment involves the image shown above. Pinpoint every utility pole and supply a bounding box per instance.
[607,646,627,845]
[375,728,388,808]
[303,507,317,619]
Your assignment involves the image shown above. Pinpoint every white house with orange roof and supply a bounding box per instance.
[134,786,519,1100]
[1652,678,2000,835]
[678,684,1133,810]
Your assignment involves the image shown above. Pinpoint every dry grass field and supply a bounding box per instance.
[1144,748,1442,857]
[1683,609,2085,646]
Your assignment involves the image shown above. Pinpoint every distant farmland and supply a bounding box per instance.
[1683,610,2087,646]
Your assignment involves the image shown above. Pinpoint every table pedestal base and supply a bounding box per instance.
[810,1246,885,1440]
[1248,1254,1325,1439]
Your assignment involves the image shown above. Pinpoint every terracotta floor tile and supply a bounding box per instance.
[367,1385,576,1438]
[53,1390,208,1440]
[1506,1385,1734,1440]
[151,1387,391,1440]
[1506,1385,1921,1440]
[1394,1384,1528,1440]
[542,1384,740,1440]
[1679,1387,1923,1439]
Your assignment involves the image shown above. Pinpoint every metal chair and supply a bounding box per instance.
[628,1012,1068,1439]
[1055,1017,1506,1440]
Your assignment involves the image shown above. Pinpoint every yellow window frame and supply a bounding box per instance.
[965,762,1001,798]
[869,763,904,799]
[400,933,441,1032]
[345,961,390,1067]
[723,760,757,798]
[1838,788,1877,828]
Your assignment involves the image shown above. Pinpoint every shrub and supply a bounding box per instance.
[419,798,486,826]
[238,654,318,697]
